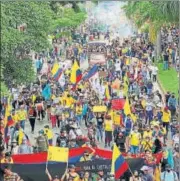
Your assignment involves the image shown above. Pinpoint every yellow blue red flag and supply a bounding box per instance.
[111,144,128,179]
[70,61,82,84]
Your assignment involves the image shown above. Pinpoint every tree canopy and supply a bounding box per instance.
[1,2,87,88]
[123,1,179,40]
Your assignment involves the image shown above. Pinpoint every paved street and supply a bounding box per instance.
[25,76,170,149]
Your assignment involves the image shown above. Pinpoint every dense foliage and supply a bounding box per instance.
[123,1,179,43]
[1,2,86,89]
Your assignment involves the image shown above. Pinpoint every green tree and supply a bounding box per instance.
[123,1,179,30]
[50,5,87,38]
[1,2,54,85]
[1,2,87,88]
[123,1,179,48]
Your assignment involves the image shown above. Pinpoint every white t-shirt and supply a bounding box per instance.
[118,90,124,99]
[172,134,179,146]
[154,95,160,104]
[115,62,121,71]
[168,35,173,43]
[76,128,83,136]
[146,102,154,111]
[151,66,158,75]
[69,130,76,140]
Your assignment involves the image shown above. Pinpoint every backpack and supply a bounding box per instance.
[29,107,34,116]
[37,103,42,111]
[163,171,177,181]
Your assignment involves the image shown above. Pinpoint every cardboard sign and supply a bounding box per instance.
[89,54,106,65]
[99,71,107,78]
[93,106,107,112]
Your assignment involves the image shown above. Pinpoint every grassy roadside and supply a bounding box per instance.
[156,63,178,97]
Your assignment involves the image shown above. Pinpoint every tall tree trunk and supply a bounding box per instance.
[156,30,161,60]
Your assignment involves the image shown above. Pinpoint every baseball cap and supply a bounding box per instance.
[141,166,149,171]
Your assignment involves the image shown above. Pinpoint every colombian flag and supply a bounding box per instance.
[70,61,82,84]
[111,144,128,179]
[51,62,63,81]
[83,64,98,80]
[51,62,59,75]
[53,68,63,81]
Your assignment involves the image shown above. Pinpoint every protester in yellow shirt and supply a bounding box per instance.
[11,110,18,124]
[129,126,141,154]
[162,107,171,134]
[104,115,113,148]
[0,152,13,164]
[80,148,95,162]
[17,105,27,130]
[76,103,82,126]
[65,95,74,108]
[141,136,153,152]
[143,126,152,139]
[44,125,53,146]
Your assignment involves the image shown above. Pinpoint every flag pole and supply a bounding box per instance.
[46,160,48,170]
[127,164,134,176]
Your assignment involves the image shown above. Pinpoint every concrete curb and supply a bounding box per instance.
[157,77,166,96]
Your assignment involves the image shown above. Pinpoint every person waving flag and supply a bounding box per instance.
[70,61,82,84]
[111,143,128,179]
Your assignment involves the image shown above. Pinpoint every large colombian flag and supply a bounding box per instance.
[70,61,82,84]
[6,147,160,180]
[111,144,128,179]
[8,147,88,181]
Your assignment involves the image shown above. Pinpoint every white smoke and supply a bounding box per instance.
[91,1,134,38]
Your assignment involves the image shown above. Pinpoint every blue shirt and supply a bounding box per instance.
[124,117,133,130]
[168,97,177,107]
[161,171,178,181]
[82,104,88,116]
[35,59,41,69]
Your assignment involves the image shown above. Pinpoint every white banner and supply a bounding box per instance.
[89,54,106,65]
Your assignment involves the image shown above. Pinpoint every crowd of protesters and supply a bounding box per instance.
[0,25,179,181]
[161,25,179,71]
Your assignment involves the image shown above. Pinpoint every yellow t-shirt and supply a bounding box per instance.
[65,69,71,76]
[108,110,114,118]
[1,157,13,164]
[150,120,159,127]
[162,111,171,122]
[104,120,113,131]
[143,131,152,139]
[76,106,82,115]
[51,94,56,100]
[59,96,64,105]
[161,127,166,135]
[129,132,141,146]
[66,97,74,108]
[12,114,18,123]
[113,112,121,125]
[17,110,27,121]
[141,140,153,151]
[32,95,36,104]
[44,128,53,140]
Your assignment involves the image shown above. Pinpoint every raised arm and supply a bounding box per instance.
[45,168,53,181]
